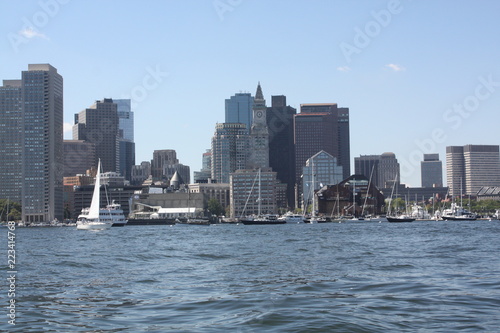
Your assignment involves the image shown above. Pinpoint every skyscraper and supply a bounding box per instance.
[0,80,23,203]
[62,140,96,177]
[193,149,212,183]
[379,152,400,187]
[247,83,269,169]
[299,103,351,179]
[151,149,178,181]
[355,153,400,189]
[73,98,119,173]
[294,110,338,206]
[115,99,135,181]
[354,155,380,188]
[211,123,248,183]
[421,153,443,188]
[267,95,296,208]
[225,92,254,133]
[447,145,500,196]
[22,64,64,222]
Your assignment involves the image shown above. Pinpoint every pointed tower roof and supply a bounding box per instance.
[255,82,264,101]
[170,171,184,184]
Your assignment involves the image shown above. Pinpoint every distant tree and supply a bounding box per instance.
[207,198,224,216]
[0,199,22,221]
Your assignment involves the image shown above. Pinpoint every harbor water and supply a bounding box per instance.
[2,220,500,332]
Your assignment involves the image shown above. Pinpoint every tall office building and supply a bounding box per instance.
[267,95,296,208]
[355,153,400,189]
[22,64,64,222]
[62,140,96,177]
[225,92,253,133]
[0,80,23,203]
[211,123,249,183]
[73,98,119,173]
[193,149,212,183]
[294,110,338,206]
[421,153,443,188]
[151,149,178,181]
[447,145,500,196]
[114,99,135,181]
[247,83,269,169]
[131,161,151,185]
[299,103,350,179]
[354,155,380,188]
[379,152,400,187]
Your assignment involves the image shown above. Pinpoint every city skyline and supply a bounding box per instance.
[2,1,500,187]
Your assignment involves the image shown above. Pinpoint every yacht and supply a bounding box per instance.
[76,159,126,230]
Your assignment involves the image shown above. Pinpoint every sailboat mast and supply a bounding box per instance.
[312,159,315,218]
[257,168,261,216]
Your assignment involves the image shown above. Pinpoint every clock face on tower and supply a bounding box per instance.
[256,111,263,119]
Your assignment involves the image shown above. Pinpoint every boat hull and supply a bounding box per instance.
[441,216,477,221]
[386,217,415,223]
[240,219,286,225]
[76,221,112,230]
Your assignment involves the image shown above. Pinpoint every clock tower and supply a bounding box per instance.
[248,82,269,169]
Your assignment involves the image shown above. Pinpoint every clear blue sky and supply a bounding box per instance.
[2,0,500,187]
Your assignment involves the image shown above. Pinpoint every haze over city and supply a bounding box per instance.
[2,0,500,186]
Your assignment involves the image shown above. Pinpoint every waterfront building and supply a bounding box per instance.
[21,64,64,222]
[225,92,253,133]
[189,182,230,212]
[129,190,205,219]
[247,83,269,169]
[63,140,96,177]
[316,175,386,217]
[447,145,500,196]
[421,153,443,188]
[302,151,343,211]
[230,167,277,218]
[0,79,23,203]
[73,98,119,173]
[211,123,249,184]
[267,95,296,209]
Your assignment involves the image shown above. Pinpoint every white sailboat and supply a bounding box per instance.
[76,159,114,230]
[386,174,415,223]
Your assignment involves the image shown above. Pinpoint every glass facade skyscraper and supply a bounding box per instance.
[225,92,253,133]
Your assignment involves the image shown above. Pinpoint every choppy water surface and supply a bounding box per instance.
[2,220,500,332]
